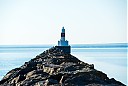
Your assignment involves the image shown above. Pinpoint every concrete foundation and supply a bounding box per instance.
[55,46,71,54]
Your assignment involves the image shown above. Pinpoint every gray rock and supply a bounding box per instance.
[0,47,126,86]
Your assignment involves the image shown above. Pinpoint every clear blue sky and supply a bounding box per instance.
[0,0,127,45]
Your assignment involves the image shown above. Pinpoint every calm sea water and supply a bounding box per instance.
[0,44,127,85]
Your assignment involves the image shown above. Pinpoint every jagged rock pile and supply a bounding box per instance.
[0,47,125,86]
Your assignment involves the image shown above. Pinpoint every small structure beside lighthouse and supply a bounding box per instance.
[55,27,71,54]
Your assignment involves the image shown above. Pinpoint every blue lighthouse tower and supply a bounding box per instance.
[55,27,71,54]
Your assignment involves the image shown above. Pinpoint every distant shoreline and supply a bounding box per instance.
[0,43,127,48]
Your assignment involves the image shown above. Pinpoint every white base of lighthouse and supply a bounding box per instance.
[55,46,71,54]
[58,40,68,46]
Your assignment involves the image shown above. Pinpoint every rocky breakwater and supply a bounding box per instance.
[0,47,126,86]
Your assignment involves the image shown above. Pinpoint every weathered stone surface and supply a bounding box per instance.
[0,47,126,86]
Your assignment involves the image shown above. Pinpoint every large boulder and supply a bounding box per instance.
[0,47,126,86]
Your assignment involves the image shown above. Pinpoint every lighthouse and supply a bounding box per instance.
[55,27,71,54]
[58,27,68,46]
